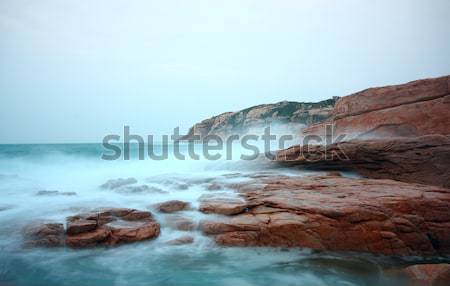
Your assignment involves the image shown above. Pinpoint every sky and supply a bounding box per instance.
[1,0,450,143]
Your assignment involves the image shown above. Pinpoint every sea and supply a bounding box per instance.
[0,143,433,286]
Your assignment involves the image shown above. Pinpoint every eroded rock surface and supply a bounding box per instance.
[401,264,450,286]
[200,175,450,256]
[198,195,250,216]
[275,135,450,188]
[303,75,450,139]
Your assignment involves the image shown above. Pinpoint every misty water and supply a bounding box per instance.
[0,144,425,286]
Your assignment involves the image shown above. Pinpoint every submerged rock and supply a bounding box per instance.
[200,175,450,256]
[23,223,65,247]
[35,190,77,196]
[155,200,190,213]
[119,185,167,194]
[164,215,196,231]
[100,178,137,189]
[165,235,194,245]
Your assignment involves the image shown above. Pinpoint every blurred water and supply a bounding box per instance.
[0,144,407,286]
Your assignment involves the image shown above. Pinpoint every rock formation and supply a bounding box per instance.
[200,174,450,256]
[275,135,450,188]
[23,208,160,248]
[303,75,450,139]
[180,99,337,140]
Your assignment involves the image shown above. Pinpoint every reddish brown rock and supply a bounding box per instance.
[200,175,450,256]
[23,223,65,247]
[65,227,111,248]
[24,208,160,249]
[66,219,97,235]
[275,135,450,188]
[156,200,190,213]
[165,235,194,245]
[108,221,160,244]
[402,264,450,286]
[198,195,250,216]
[66,208,159,248]
[121,210,153,221]
[303,75,450,139]
[306,76,450,138]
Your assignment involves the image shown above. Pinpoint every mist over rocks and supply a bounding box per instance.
[35,190,77,196]
[100,177,138,189]
[180,99,337,140]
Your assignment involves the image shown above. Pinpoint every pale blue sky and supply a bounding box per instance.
[1,0,450,143]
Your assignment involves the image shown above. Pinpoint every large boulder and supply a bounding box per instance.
[200,175,450,256]
[275,135,450,188]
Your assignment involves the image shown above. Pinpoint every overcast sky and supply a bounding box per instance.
[1,0,449,143]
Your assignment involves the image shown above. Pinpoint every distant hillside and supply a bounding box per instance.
[180,98,338,140]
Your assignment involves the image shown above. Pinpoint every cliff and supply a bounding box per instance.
[303,75,450,139]
[180,99,337,140]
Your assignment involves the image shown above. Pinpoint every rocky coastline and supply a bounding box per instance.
[23,75,450,285]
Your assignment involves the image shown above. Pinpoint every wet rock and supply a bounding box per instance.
[66,208,159,248]
[35,190,77,196]
[120,185,167,194]
[121,210,153,221]
[325,171,342,177]
[156,200,190,213]
[199,195,249,216]
[276,135,450,188]
[66,219,97,235]
[201,175,450,256]
[25,208,160,249]
[402,264,450,286]
[206,183,223,191]
[164,215,195,231]
[100,177,137,189]
[0,205,13,212]
[23,223,65,247]
[65,227,111,248]
[165,235,194,245]
[107,221,160,244]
